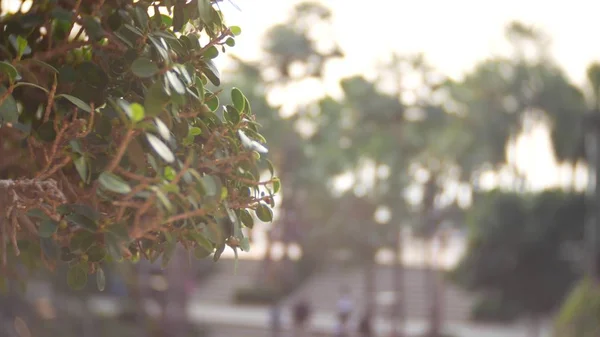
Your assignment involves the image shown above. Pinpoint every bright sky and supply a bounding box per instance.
[216,0,600,192]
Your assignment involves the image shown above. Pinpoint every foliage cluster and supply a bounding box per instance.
[452,189,586,320]
[0,0,278,290]
[554,278,600,337]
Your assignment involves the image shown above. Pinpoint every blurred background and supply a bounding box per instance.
[2,0,600,337]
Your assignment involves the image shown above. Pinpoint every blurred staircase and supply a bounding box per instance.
[282,264,475,321]
[190,259,260,303]
[190,258,475,320]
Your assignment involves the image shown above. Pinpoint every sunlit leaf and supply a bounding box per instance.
[56,94,92,112]
[146,133,175,163]
[98,172,132,194]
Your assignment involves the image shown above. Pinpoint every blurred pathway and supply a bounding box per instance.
[185,302,551,337]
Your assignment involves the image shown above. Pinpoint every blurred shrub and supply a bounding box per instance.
[470,295,521,323]
[554,278,600,337]
[234,286,283,305]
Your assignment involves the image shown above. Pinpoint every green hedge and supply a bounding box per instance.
[554,278,600,337]
[470,295,521,323]
[234,286,283,305]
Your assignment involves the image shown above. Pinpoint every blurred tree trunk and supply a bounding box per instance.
[390,226,404,337]
[160,246,191,337]
[425,237,441,337]
[364,253,375,315]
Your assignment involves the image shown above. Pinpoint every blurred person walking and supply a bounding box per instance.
[292,297,312,337]
[269,299,282,337]
[336,286,354,325]
[358,310,373,337]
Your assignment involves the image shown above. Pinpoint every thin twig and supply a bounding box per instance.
[105,129,136,173]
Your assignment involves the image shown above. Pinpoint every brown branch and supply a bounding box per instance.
[77,103,95,138]
[197,28,232,55]
[105,129,136,173]
[0,84,14,109]
[165,208,208,224]
[115,166,159,184]
[43,75,58,122]
[39,156,72,180]
[33,41,90,61]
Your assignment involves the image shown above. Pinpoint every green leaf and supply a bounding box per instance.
[199,175,218,197]
[98,172,132,194]
[134,5,150,31]
[195,75,205,101]
[203,46,219,59]
[144,80,170,117]
[59,204,100,222]
[10,35,31,58]
[192,232,214,251]
[74,156,89,184]
[189,126,202,137]
[146,133,175,163]
[164,166,176,181]
[224,105,241,125]
[38,220,58,238]
[213,243,225,262]
[65,213,97,232]
[173,2,186,32]
[165,71,186,95]
[272,177,281,194]
[130,103,145,123]
[225,37,235,47]
[56,94,92,112]
[0,61,20,82]
[96,267,106,291]
[14,82,49,93]
[194,245,212,259]
[256,203,273,222]
[155,118,171,141]
[31,60,59,73]
[131,58,159,78]
[37,121,57,142]
[67,266,88,290]
[27,208,50,221]
[240,237,250,252]
[238,130,268,154]
[161,240,176,269]
[231,87,245,112]
[82,16,105,40]
[206,94,219,111]
[202,59,220,86]
[230,26,242,36]
[197,0,213,24]
[0,86,18,124]
[87,245,106,263]
[240,209,254,229]
[153,187,173,212]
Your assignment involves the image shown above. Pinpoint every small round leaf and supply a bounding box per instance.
[231,87,245,112]
[131,57,159,78]
[230,26,242,36]
[256,203,273,222]
[67,266,88,290]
